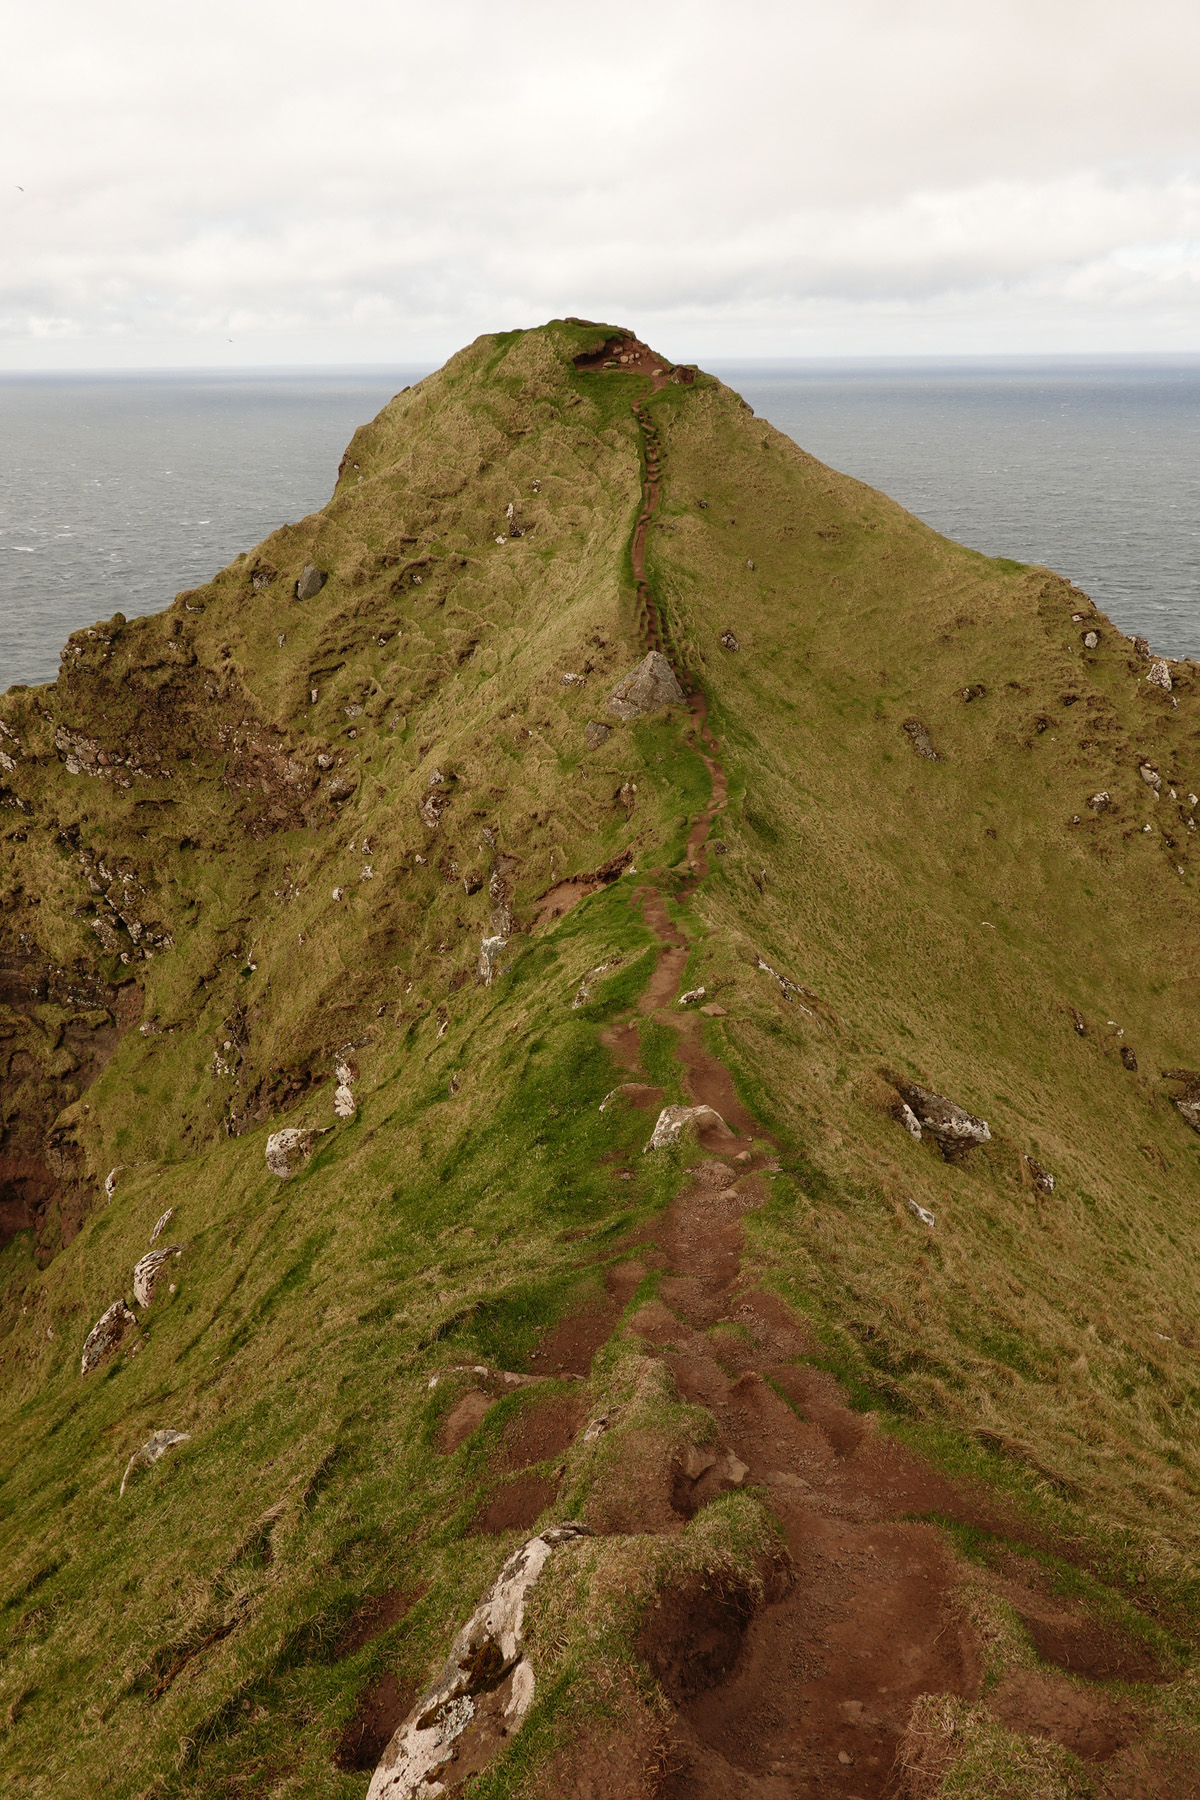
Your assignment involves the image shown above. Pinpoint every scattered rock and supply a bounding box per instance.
[1024,1156,1055,1194]
[891,1080,990,1159]
[1088,791,1112,811]
[560,672,586,687]
[104,1165,127,1201]
[1140,763,1162,792]
[334,1083,357,1119]
[899,1102,922,1141]
[326,775,356,803]
[645,1104,730,1151]
[607,651,686,721]
[584,720,610,750]
[1162,1070,1200,1132]
[906,1198,936,1227]
[1147,659,1173,692]
[711,839,728,855]
[720,631,739,651]
[133,1246,183,1307]
[1071,1008,1087,1036]
[959,683,987,702]
[700,1003,728,1017]
[119,1427,190,1498]
[81,1299,137,1374]
[265,1126,325,1178]
[1120,1044,1138,1072]
[745,559,755,571]
[902,719,939,761]
[366,1525,589,1800]
[678,987,705,1006]
[1133,635,1151,658]
[150,1207,174,1243]
[250,562,277,592]
[1083,630,1100,649]
[295,563,328,601]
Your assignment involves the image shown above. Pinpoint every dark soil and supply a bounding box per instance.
[470,1472,559,1535]
[335,1584,426,1658]
[333,1669,418,1772]
[493,1390,588,1475]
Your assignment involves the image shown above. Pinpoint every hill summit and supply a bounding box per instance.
[3,320,1200,1797]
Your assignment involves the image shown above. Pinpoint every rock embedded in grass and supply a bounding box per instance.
[294,562,327,601]
[607,650,686,721]
[583,720,610,749]
[119,1427,190,1497]
[890,1080,990,1159]
[645,1103,730,1151]
[132,1246,183,1307]
[265,1126,323,1178]
[80,1299,137,1374]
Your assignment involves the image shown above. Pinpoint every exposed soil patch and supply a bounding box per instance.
[336,1584,426,1658]
[534,851,633,928]
[438,1389,495,1454]
[526,1298,622,1377]
[988,1668,1133,1762]
[493,1390,588,1476]
[333,1670,418,1772]
[470,1472,559,1535]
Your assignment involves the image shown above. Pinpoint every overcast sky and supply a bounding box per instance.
[3,0,1200,367]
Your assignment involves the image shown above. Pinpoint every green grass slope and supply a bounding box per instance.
[1,320,1198,1797]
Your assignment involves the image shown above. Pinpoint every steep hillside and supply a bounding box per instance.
[2,320,1199,1799]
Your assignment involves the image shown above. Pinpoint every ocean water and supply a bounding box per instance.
[0,369,428,691]
[3,358,1199,691]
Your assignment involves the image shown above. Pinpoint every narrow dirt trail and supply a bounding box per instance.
[426,339,1191,1799]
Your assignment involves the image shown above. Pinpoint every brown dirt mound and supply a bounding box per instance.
[333,1669,418,1772]
[470,1472,558,1535]
[336,1584,426,1658]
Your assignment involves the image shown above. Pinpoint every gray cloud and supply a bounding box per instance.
[3,0,1199,362]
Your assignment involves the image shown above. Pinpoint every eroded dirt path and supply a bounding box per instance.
[409,341,1195,1799]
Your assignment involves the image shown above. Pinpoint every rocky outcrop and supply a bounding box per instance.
[583,720,610,750]
[645,1104,730,1151]
[902,719,939,761]
[1162,1070,1200,1133]
[607,651,686,721]
[367,1524,589,1800]
[334,1050,357,1119]
[133,1245,183,1307]
[1147,659,1173,692]
[890,1079,990,1159]
[1024,1156,1055,1194]
[265,1127,324,1177]
[478,935,507,986]
[81,1299,137,1374]
[120,1427,190,1497]
[150,1206,174,1242]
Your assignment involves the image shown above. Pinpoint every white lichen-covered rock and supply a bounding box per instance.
[607,650,686,721]
[367,1524,588,1800]
[478,935,507,986]
[907,1198,936,1227]
[265,1127,322,1178]
[81,1300,137,1374]
[334,1085,357,1118]
[133,1246,183,1307]
[1147,658,1173,692]
[104,1165,127,1202]
[893,1081,990,1159]
[150,1207,174,1243]
[120,1427,190,1497]
[678,987,706,1006]
[899,1102,922,1141]
[645,1103,730,1151]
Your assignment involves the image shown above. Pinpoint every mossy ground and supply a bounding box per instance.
[2,320,1200,1795]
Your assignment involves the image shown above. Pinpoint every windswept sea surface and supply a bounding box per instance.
[2,357,1199,691]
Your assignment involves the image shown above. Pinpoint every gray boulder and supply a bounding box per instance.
[645,1103,730,1151]
[584,720,610,750]
[607,651,686,721]
[295,562,327,601]
[893,1080,990,1160]
[902,719,940,761]
[81,1300,137,1375]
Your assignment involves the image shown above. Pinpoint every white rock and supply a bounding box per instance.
[150,1207,174,1243]
[899,1103,922,1141]
[104,1165,127,1202]
[265,1127,323,1178]
[678,987,706,1006]
[907,1198,936,1227]
[81,1300,137,1374]
[120,1427,190,1497]
[1147,659,1173,691]
[367,1525,588,1800]
[1140,763,1162,790]
[645,1104,729,1151]
[133,1246,183,1308]
[478,935,507,986]
[334,1085,357,1119]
